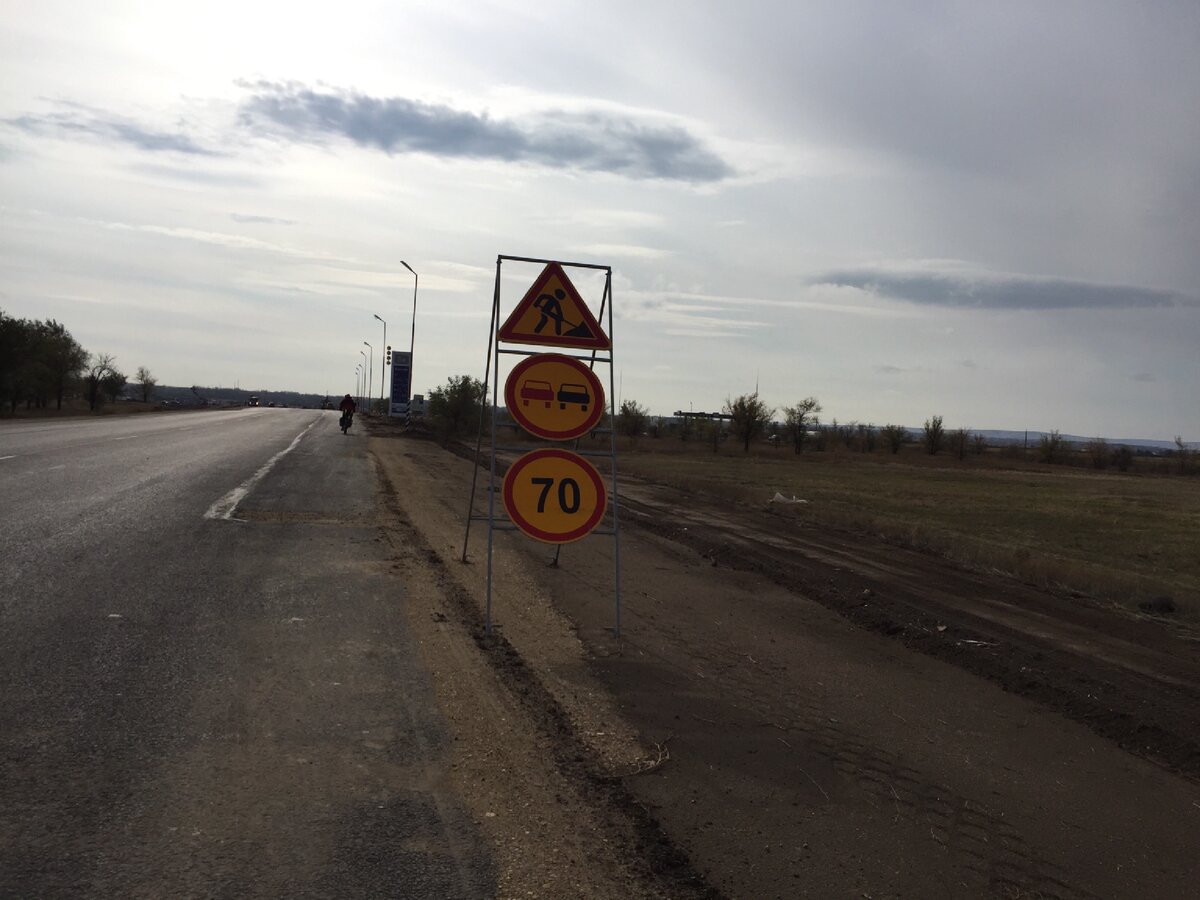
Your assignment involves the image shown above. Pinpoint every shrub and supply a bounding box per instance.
[1039,430,1065,464]
[1086,438,1109,470]
[881,424,906,454]
[617,399,649,438]
[1111,445,1134,472]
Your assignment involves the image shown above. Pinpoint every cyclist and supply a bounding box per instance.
[338,394,357,432]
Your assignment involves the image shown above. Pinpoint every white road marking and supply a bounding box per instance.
[203,420,317,521]
[0,455,14,461]
[113,435,136,441]
[47,465,66,471]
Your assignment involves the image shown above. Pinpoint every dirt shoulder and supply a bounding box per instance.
[368,433,715,899]
[370,427,1200,899]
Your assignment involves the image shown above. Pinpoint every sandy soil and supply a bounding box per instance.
[368,425,1200,899]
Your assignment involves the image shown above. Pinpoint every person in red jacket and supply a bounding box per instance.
[338,394,356,432]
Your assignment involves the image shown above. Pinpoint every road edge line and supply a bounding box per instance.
[203,419,318,521]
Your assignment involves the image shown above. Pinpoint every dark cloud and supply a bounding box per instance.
[5,105,215,155]
[237,80,732,183]
[814,267,1192,311]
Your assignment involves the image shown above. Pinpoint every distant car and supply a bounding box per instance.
[248,396,260,407]
[268,401,275,407]
[557,383,590,411]
[520,379,554,408]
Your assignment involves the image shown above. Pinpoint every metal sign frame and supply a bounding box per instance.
[462,255,622,637]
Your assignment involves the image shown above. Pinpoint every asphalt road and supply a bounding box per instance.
[0,409,493,898]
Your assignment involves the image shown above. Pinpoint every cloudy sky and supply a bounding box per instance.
[2,1,1197,439]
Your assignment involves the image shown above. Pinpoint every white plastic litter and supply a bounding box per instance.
[770,492,808,504]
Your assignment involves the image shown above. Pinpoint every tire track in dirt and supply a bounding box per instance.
[629,615,1099,899]
[616,479,1200,782]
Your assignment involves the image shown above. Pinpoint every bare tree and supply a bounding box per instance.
[972,433,988,455]
[837,420,856,448]
[949,428,969,460]
[854,423,877,453]
[825,418,842,450]
[812,425,831,452]
[923,415,945,455]
[1174,436,1193,475]
[135,366,157,403]
[724,392,775,453]
[782,397,821,454]
[881,424,906,454]
[84,354,118,411]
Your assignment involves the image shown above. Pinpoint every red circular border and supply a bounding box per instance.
[502,448,608,544]
[503,354,605,441]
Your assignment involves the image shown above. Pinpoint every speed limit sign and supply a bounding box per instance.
[502,448,607,544]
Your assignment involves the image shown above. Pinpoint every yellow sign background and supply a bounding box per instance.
[504,354,605,440]
[502,449,607,544]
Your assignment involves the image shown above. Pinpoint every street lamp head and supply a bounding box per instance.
[374,313,385,323]
[363,341,372,348]
[401,260,415,275]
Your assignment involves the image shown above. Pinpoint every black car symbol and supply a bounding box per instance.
[557,383,590,411]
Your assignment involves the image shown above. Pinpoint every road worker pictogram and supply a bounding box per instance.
[498,262,611,350]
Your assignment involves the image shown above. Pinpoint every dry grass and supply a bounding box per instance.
[616,440,1200,619]
[1,399,161,418]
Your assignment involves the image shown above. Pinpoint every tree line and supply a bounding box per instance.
[614,393,1195,476]
[0,310,155,414]
[418,374,1195,477]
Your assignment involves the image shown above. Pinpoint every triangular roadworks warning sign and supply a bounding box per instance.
[499,262,610,350]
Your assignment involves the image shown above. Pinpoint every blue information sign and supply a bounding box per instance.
[389,351,412,417]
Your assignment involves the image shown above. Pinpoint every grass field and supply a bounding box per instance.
[614,439,1200,619]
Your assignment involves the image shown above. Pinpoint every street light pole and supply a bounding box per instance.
[362,341,373,414]
[373,314,387,411]
[355,365,362,409]
[359,350,367,410]
[401,260,418,416]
